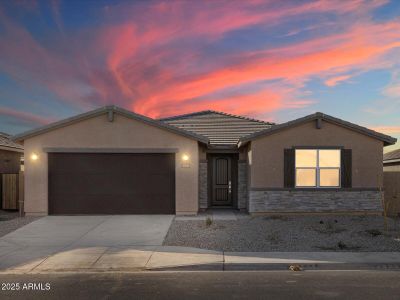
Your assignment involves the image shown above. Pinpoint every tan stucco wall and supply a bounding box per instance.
[249,120,384,188]
[23,113,199,215]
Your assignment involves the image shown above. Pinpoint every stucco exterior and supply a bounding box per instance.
[249,119,384,189]
[23,112,199,215]
[18,107,395,215]
[244,119,385,214]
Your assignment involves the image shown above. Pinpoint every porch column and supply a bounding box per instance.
[238,160,248,209]
[199,160,208,209]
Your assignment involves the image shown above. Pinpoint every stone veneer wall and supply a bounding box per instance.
[199,161,208,209]
[249,190,382,213]
[238,161,248,209]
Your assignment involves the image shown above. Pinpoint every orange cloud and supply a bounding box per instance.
[148,87,313,119]
[0,0,398,123]
[132,20,400,116]
[371,126,400,135]
[97,0,396,117]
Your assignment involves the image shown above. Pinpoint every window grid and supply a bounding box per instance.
[295,149,341,188]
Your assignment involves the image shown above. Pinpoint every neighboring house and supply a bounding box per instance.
[0,132,24,210]
[12,106,396,216]
[0,132,23,172]
[383,149,400,172]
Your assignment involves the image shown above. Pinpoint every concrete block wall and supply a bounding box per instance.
[249,190,382,213]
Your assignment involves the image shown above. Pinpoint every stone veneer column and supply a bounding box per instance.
[238,161,248,210]
[199,161,208,209]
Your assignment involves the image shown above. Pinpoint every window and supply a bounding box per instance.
[295,149,340,188]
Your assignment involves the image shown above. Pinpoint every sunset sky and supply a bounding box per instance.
[0,0,399,150]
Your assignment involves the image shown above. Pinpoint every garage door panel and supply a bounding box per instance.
[50,171,173,194]
[52,195,172,215]
[48,153,175,214]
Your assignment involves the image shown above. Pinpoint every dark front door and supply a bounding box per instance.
[211,156,232,206]
[48,153,175,215]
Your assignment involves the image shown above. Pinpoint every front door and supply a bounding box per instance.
[211,156,232,206]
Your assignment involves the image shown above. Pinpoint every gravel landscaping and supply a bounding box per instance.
[0,210,40,238]
[164,215,400,252]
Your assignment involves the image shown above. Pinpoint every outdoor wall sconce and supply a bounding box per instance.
[181,154,190,168]
[31,153,39,161]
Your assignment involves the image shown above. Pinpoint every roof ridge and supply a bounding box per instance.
[207,110,275,125]
[158,110,215,121]
[12,105,209,144]
[160,110,275,125]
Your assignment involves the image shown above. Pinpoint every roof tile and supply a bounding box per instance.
[0,132,23,150]
[160,110,274,146]
[384,148,400,161]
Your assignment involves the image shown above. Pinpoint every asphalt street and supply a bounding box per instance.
[1,270,400,300]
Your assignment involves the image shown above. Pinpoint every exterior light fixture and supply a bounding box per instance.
[182,154,190,161]
[31,153,39,161]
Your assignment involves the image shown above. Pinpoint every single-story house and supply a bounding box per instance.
[383,149,400,172]
[12,106,396,216]
[0,132,24,210]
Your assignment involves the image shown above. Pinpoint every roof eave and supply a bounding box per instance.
[0,145,24,153]
[238,112,397,146]
[384,158,400,164]
[12,106,209,144]
[12,106,110,142]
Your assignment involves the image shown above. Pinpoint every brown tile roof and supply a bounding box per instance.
[0,132,23,151]
[384,148,400,162]
[160,110,274,146]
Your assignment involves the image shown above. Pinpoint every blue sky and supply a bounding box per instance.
[0,0,399,151]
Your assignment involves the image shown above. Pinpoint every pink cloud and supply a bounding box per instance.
[383,82,400,97]
[150,87,314,119]
[132,20,400,116]
[0,107,55,125]
[370,126,400,135]
[0,0,398,123]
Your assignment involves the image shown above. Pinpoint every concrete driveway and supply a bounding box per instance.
[0,215,175,272]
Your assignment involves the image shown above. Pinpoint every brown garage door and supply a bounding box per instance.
[48,153,175,215]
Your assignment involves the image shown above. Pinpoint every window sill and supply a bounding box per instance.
[250,187,379,192]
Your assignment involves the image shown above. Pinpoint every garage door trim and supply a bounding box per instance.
[48,152,176,215]
[43,147,179,153]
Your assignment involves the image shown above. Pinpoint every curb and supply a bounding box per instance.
[3,263,400,274]
[223,263,400,271]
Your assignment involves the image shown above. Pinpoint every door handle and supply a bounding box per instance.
[228,180,232,194]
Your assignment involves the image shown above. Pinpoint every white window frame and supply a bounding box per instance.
[295,149,341,188]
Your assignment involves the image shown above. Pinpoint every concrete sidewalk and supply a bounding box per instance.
[1,246,400,273]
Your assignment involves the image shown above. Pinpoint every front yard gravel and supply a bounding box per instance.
[163,215,400,252]
[0,210,40,238]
